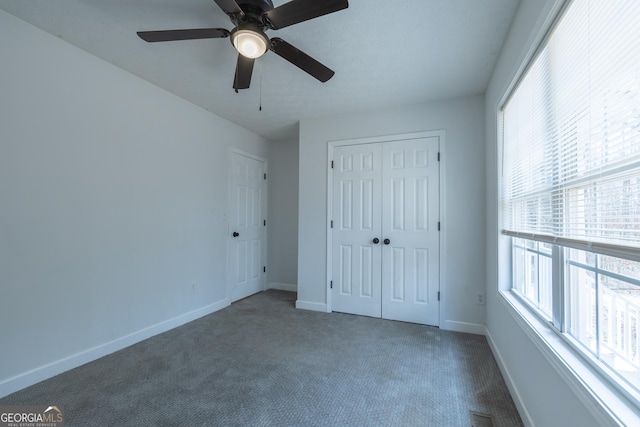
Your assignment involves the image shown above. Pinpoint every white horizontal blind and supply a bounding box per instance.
[501,0,640,251]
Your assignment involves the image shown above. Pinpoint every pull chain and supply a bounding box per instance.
[259,60,263,111]
[234,54,239,94]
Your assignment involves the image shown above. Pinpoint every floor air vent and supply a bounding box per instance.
[469,411,495,427]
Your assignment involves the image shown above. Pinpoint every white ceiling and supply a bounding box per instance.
[1,0,520,141]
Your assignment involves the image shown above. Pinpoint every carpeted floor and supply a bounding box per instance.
[0,290,523,426]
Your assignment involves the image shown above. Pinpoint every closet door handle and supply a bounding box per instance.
[383,238,391,245]
[373,238,380,244]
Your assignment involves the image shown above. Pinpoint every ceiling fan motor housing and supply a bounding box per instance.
[232,0,275,28]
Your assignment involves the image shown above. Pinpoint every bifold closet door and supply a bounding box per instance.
[380,138,440,325]
[331,137,439,326]
[331,143,383,318]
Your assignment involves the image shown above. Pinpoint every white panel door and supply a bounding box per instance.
[229,152,266,302]
[330,137,440,326]
[331,144,383,318]
[381,138,440,325]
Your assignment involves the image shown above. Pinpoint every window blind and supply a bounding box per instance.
[501,0,640,255]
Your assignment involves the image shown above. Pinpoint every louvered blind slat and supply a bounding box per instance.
[501,0,640,254]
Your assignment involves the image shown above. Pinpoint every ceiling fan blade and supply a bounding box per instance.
[213,0,244,16]
[264,0,348,30]
[137,28,230,42]
[270,38,334,82]
[233,54,255,90]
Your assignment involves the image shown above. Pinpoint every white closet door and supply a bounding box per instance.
[229,152,266,302]
[330,136,440,326]
[331,144,383,318]
[381,138,440,325]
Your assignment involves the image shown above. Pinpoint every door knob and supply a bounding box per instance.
[373,238,380,244]
[383,238,390,245]
[233,232,240,237]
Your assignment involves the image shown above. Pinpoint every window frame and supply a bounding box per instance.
[496,0,640,424]
[506,238,640,405]
[511,237,553,320]
[498,287,640,425]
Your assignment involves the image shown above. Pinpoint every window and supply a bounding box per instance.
[500,0,640,402]
[512,238,553,319]
[565,249,640,389]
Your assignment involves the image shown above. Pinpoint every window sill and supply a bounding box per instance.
[499,290,640,427]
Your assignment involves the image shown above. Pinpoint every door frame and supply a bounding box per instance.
[226,148,268,305]
[326,130,446,326]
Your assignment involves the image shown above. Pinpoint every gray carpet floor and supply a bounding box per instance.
[0,290,523,426]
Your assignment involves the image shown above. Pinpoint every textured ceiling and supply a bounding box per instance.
[1,0,520,141]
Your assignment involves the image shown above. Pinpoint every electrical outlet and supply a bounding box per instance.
[476,292,485,305]
[190,282,197,294]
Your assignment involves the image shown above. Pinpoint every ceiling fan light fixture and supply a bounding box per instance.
[231,27,269,59]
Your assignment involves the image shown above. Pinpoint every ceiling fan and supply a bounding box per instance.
[137,0,349,91]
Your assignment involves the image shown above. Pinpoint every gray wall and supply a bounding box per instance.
[0,10,269,396]
[297,97,487,332]
[267,139,299,290]
[484,0,604,426]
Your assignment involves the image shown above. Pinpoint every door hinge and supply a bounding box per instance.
[264,173,267,180]
[438,221,441,231]
[331,160,334,169]
[264,219,266,226]
[330,280,333,289]
[438,291,440,301]
[330,220,334,228]
[437,152,441,162]
[263,266,266,273]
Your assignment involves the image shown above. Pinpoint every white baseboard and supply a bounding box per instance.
[441,320,486,335]
[268,282,297,292]
[0,299,229,398]
[485,326,535,427]
[295,299,328,313]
